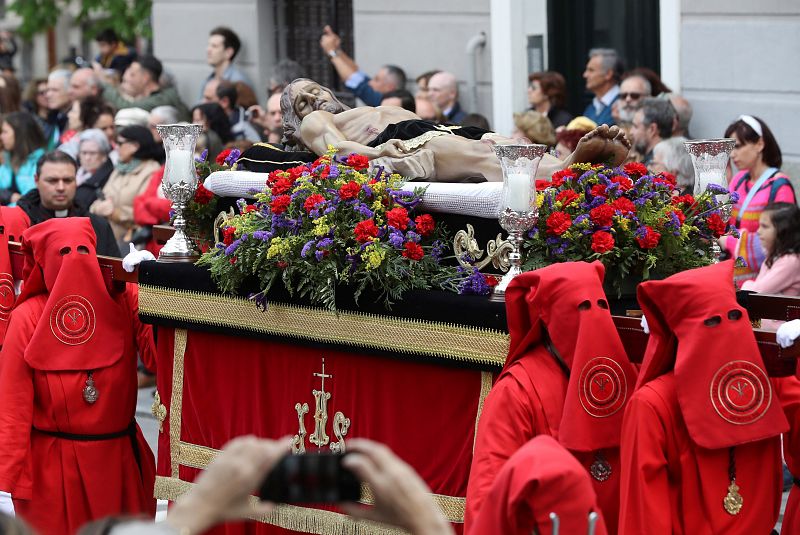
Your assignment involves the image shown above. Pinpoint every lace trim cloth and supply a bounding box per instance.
[203,170,501,219]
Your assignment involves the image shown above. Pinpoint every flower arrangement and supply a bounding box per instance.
[523,162,739,295]
[196,149,473,310]
[181,148,238,247]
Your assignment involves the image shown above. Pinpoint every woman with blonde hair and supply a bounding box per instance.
[511,110,556,148]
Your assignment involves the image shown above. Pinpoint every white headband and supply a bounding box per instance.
[737,115,763,138]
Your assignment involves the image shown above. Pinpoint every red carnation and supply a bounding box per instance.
[222,226,236,246]
[484,274,499,288]
[623,162,648,177]
[346,153,370,170]
[590,183,607,198]
[555,189,579,207]
[535,179,552,191]
[707,213,726,238]
[194,183,213,205]
[386,207,410,230]
[655,172,677,187]
[402,241,424,261]
[287,166,305,180]
[215,148,233,166]
[591,231,615,253]
[590,204,615,227]
[611,197,636,215]
[636,226,661,249]
[242,204,257,214]
[354,219,379,243]
[414,214,435,237]
[546,211,572,236]
[610,174,633,191]
[671,194,696,209]
[339,180,361,200]
[271,177,293,195]
[303,193,326,212]
[270,195,291,214]
[550,168,576,187]
[671,209,686,225]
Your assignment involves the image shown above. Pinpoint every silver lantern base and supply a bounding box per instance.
[490,208,538,302]
[158,180,200,263]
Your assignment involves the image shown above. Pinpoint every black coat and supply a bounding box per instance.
[74,158,114,209]
[16,189,122,257]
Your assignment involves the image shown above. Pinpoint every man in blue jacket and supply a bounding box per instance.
[582,48,623,127]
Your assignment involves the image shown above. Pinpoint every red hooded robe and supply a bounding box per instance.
[619,260,793,535]
[466,261,637,535]
[0,218,156,534]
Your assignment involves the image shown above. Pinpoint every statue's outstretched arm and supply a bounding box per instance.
[300,111,404,159]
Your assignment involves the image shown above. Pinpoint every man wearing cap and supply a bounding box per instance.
[0,217,156,533]
[466,262,637,534]
[15,151,120,257]
[619,260,800,534]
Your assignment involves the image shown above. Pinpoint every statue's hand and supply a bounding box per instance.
[569,124,632,167]
[378,139,408,159]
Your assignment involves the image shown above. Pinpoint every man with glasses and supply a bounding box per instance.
[15,151,120,256]
[615,74,651,126]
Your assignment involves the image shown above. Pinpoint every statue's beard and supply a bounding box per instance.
[315,99,346,114]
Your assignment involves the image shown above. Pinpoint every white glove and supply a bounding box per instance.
[0,490,14,516]
[640,315,650,335]
[776,319,800,349]
[122,243,156,273]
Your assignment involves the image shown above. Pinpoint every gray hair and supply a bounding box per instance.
[48,69,72,92]
[78,128,111,154]
[588,48,624,83]
[654,136,694,189]
[150,105,180,125]
[382,65,407,90]
[622,74,651,97]
[667,93,692,136]
[641,97,676,139]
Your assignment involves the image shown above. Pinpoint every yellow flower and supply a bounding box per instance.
[372,200,384,212]
[614,216,630,231]
[313,216,330,237]
[536,195,545,208]
[570,163,593,172]
[266,237,291,259]
[361,244,386,270]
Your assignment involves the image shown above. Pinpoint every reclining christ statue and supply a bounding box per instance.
[280,78,632,182]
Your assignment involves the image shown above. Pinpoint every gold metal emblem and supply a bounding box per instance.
[292,358,350,453]
[723,481,743,515]
[151,390,167,433]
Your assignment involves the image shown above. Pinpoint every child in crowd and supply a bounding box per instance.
[741,202,800,330]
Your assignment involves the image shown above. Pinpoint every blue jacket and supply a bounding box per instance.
[345,71,384,107]
[0,147,45,205]
[583,95,618,127]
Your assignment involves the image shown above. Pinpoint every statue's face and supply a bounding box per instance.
[290,80,344,119]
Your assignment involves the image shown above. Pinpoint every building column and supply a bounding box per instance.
[489,0,527,136]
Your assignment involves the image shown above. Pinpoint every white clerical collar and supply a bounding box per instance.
[54,209,69,217]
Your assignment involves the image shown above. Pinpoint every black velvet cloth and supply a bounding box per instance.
[233,143,315,173]
[367,120,491,148]
[137,261,508,370]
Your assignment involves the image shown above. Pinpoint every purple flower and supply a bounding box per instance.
[301,240,314,258]
[405,231,421,243]
[574,214,589,225]
[390,190,421,209]
[388,231,405,249]
[225,233,248,256]
[458,267,491,296]
[224,148,242,166]
[328,165,340,179]
[354,203,374,218]
[314,250,325,261]
[195,149,208,163]
[317,237,333,249]
[253,230,273,242]
[730,191,740,203]
[249,291,268,312]
[431,240,446,262]
[707,183,729,195]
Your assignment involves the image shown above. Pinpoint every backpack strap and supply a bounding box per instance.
[767,176,795,205]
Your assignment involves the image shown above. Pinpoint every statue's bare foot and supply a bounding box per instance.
[568,124,631,167]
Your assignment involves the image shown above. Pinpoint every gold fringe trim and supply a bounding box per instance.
[473,371,493,453]
[169,329,188,478]
[154,475,408,534]
[139,285,508,367]
[177,442,466,523]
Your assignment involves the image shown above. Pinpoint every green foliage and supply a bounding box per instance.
[9,0,152,42]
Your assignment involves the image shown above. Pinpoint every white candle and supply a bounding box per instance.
[165,149,195,185]
[698,169,725,191]
[506,172,531,212]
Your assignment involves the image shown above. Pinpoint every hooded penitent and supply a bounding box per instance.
[636,259,788,450]
[469,435,608,535]
[18,217,126,372]
[504,260,637,453]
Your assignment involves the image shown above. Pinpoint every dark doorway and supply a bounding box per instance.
[547,0,661,116]
[274,0,355,104]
